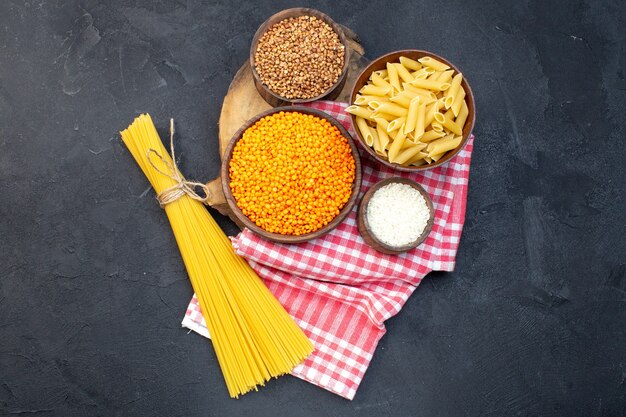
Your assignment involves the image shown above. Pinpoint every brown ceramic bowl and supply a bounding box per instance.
[349,49,476,172]
[250,8,350,107]
[221,106,362,244]
[357,177,435,254]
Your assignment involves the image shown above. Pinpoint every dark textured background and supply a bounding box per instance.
[1,1,625,416]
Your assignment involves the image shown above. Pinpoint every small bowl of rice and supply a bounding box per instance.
[357,177,434,254]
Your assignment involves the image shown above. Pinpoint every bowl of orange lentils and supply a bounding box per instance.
[221,106,362,243]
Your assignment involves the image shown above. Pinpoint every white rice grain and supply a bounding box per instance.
[366,182,430,247]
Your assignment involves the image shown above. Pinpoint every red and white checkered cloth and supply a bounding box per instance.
[182,101,474,400]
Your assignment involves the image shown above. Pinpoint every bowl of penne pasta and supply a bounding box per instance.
[347,50,475,171]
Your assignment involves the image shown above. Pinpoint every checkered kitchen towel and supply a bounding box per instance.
[183,101,474,400]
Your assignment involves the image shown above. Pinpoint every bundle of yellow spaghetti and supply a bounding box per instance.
[120,114,313,398]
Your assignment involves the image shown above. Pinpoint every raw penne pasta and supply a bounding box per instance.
[403,97,421,135]
[429,135,462,156]
[417,95,438,105]
[391,143,427,164]
[373,69,388,78]
[442,110,463,135]
[389,94,413,108]
[412,67,433,79]
[387,62,401,92]
[373,102,408,117]
[405,151,429,165]
[427,133,455,152]
[373,112,401,122]
[408,158,428,166]
[455,100,469,130]
[444,73,463,107]
[356,95,390,106]
[402,84,437,99]
[418,56,450,71]
[353,95,368,106]
[399,56,422,71]
[360,85,392,96]
[387,125,408,162]
[356,117,374,147]
[346,105,375,119]
[401,131,417,146]
[370,126,381,151]
[413,102,427,139]
[437,69,455,83]
[374,117,390,132]
[394,63,414,83]
[376,123,390,153]
[428,71,443,80]
[451,86,466,117]
[387,116,407,132]
[410,78,451,91]
[431,122,444,132]
[349,55,470,166]
[424,100,443,126]
[371,73,393,90]
[368,100,386,110]
[420,129,446,143]
[430,152,446,162]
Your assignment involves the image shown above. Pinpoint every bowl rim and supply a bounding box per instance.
[349,49,476,172]
[221,105,362,244]
[358,177,435,253]
[249,7,350,105]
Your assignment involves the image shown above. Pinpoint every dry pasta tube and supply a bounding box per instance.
[346,105,374,120]
[371,72,393,90]
[387,125,408,162]
[403,97,421,135]
[444,73,463,107]
[428,136,462,157]
[455,100,470,130]
[360,85,391,96]
[420,129,446,143]
[374,102,408,117]
[387,62,401,92]
[410,78,451,91]
[387,116,407,132]
[443,109,463,135]
[406,151,429,166]
[394,63,415,83]
[418,56,450,71]
[389,94,412,108]
[375,123,390,154]
[451,86,466,117]
[437,70,455,83]
[391,142,427,164]
[413,102,427,139]
[356,117,374,147]
[400,56,422,70]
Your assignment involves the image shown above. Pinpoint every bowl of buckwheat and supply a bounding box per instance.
[250,8,350,107]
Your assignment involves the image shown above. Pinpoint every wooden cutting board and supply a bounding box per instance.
[205,25,370,228]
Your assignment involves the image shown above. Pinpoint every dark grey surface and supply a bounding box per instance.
[1,0,625,416]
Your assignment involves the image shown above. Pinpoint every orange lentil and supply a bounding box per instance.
[229,112,356,236]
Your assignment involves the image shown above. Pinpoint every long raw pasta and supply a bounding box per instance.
[120,114,313,398]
